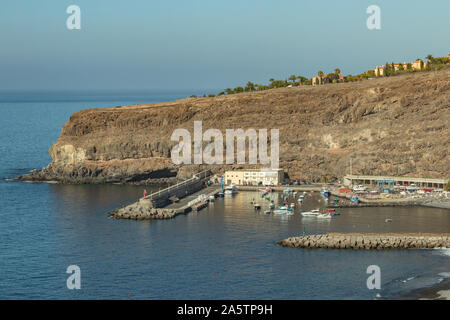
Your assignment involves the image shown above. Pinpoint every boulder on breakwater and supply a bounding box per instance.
[109,199,181,220]
[277,233,450,250]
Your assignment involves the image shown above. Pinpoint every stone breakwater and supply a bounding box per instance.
[277,233,450,250]
[109,199,182,220]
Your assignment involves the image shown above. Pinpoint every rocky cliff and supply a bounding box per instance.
[19,68,450,184]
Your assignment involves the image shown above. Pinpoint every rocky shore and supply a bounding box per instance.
[277,233,450,250]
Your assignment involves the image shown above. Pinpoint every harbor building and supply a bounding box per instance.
[343,175,447,190]
[224,169,284,186]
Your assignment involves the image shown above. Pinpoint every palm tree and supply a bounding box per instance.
[289,75,297,85]
[426,54,433,62]
[317,71,324,77]
[245,81,255,92]
[297,76,307,85]
[334,68,341,75]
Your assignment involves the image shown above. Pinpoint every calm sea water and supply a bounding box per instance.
[0,91,449,299]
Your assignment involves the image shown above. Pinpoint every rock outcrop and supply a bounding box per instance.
[17,67,450,184]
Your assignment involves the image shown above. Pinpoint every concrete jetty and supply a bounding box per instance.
[277,233,450,250]
[110,170,219,220]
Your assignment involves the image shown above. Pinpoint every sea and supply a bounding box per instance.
[0,90,449,299]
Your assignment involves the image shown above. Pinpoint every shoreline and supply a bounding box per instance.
[392,278,450,300]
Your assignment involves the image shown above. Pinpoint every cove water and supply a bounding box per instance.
[0,91,449,299]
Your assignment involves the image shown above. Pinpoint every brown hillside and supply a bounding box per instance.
[19,68,450,183]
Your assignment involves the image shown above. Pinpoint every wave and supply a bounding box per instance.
[433,248,450,257]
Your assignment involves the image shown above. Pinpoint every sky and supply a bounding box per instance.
[0,0,449,91]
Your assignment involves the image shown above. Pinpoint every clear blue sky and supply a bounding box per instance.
[0,0,449,91]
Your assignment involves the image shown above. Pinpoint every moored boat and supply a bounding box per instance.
[301,209,320,216]
[224,184,238,194]
[273,206,294,215]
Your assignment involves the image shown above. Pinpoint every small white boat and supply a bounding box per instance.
[352,185,367,192]
[224,184,238,194]
[269,203,275,209]
[264,210,271,215]
[209,195,215,202]
[290,203,295,208]
[273,206,294,215]
[317,213,332,219]
[301,209,320,216]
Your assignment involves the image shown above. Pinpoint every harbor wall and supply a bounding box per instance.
[147,170,212,208]
[109,199,181,220]
[278,233,450,250]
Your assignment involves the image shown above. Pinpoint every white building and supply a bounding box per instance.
[224,169,284,186]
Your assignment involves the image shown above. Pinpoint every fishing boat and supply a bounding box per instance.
[350,195,360,204]
[273,206,294,215]
[253,203,261,210]
[290,203,295,208]
[269,203,275,209]
[320,187,330,198]
[264,210,271,215]
[193,201,208,212]
[283,188,293,193]
[224,185,238,195]
[327,209,340,216]
[218,192,224,197]
[352,185,367,192]
[301,209,320,216]
[208,195,215,202]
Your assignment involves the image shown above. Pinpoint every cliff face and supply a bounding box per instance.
[20,68,450,183]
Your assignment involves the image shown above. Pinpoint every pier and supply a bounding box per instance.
[145,170,213,208]
[110,170,220,220]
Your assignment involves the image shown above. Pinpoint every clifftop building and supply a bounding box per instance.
[374,59,427,76]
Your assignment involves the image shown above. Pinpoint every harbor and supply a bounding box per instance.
[110,170,449,220]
